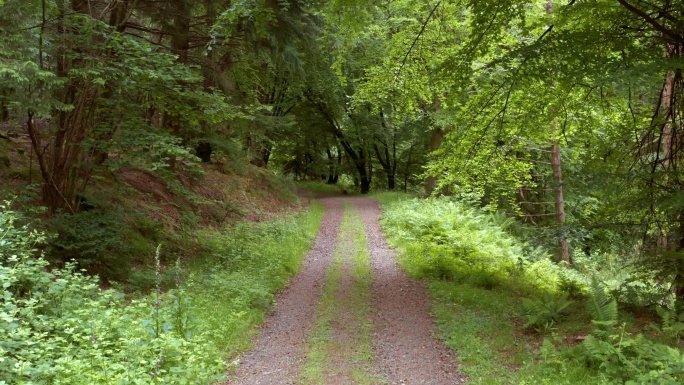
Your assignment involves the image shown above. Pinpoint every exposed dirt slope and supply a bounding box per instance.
[0,130,298,227]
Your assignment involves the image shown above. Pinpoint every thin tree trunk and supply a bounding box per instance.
[165,0,191,171]
[660,43,684,299]
[404,143,416,193]
[546,0,570,266]
[0,101,8,122]
[551,141,570,265]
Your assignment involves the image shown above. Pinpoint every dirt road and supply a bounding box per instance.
[226,195,461,384]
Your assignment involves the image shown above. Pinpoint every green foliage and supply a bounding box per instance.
[0,207,224,383]
[189,201,324,355]
[381,197,566,294]
[45,209,148,278]
[654,306,684,341]
[522,293,574,332]
[379,196,684,384]
[0,200,324,384]
[576,278,684,383]
[296,180,347,194]
[587,278,619,330]
[583,330,684,384]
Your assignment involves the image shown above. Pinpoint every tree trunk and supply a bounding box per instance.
[546,0,570,266]
[356,146,372,194]
[660,43,684,300]
[309,95,373,193]
[164,0,191,171]
[326,146,336,184]
[403,144,416,193]
[373,142,396,191]
[333,148,341,184]
[425,127,446,195]
[551,141,570,266]
[675,220,684,304]
[34,0,97,213]
[387,174,396,191]
[0,100,8,122]
[360,173,371,194]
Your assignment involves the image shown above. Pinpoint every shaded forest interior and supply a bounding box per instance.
[3,0,684,383]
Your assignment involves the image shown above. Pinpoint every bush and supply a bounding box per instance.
[1,192,324,384]
[378,196,684,384]
[0,206,225,384]
[46,208,154,280]
[380,197,568,294]
[522,293,574,331]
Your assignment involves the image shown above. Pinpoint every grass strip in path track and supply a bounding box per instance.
[299,201,382,385]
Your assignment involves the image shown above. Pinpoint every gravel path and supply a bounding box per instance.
[227,195,462,384]
[353,197,462,384]
[302,206,375,383]
[226,196,344,385]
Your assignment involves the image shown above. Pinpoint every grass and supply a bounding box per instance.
[300,202,381,384]
[3,199,325,383]
[427,280,604,384]
[295,180,361,195]
[190,200,325,363]
[0,135,328,383]
[295,180,345,193]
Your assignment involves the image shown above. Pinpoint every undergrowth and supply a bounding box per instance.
[375,195,684,384]
[0,201,323,384]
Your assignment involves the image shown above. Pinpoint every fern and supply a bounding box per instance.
[655,306,684,340]
[583,334,619,361]
[522,293,573,331]
[587,277,618,329]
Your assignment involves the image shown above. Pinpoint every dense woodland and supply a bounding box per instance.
[2,0,684,383]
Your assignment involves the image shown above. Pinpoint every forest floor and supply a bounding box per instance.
[225,193,463,384]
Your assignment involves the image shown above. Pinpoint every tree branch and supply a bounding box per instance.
[616,0,684,43]
[394,1,442,82]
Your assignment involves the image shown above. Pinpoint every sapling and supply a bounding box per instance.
[171,256,192,340]
[150,244,163,339]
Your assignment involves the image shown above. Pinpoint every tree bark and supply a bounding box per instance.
[551,141,570,266]
[546,0,570,266]
[659,43,684,300]
[425,127,445,195]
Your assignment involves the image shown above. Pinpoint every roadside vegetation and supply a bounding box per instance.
[0,201,323,383]
[2,0,684,383]
[375,193,684,385]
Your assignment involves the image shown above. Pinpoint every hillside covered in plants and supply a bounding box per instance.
[2,0,684,383]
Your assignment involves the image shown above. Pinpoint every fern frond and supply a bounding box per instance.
[583,334,612,357]
[656,306,675,329]
[522,294,574,330]
[587,277,618,329]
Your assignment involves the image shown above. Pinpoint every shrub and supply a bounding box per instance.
[0,190,324,384]
[580,279,684,384]
[0,206,224,383]
[45,209,139,277]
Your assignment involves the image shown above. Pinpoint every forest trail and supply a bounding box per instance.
[226,195,461,384]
